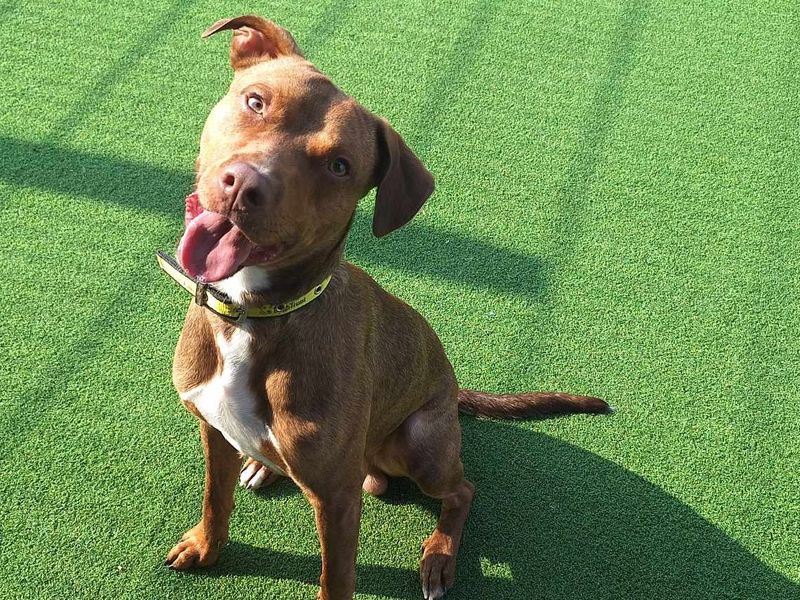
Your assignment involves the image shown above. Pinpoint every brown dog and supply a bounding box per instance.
[163,15,609,600]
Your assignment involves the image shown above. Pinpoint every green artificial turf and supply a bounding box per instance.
[1,0,798,598]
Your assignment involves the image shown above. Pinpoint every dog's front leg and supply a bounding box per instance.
[308,486,363,600]
[165,421,240,569]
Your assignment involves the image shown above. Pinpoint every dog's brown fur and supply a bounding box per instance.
[163,16,608,600]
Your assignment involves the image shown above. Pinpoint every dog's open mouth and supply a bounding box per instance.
[177,192,281,282]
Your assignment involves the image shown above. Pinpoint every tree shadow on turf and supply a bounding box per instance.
[191,419,797,600]
[0,135,548,302]
[39,0,353,144]
[45,0,197,145]
[3,135,795,597]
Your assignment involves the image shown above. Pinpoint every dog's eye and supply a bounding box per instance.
[246,93,265,113]
[328,158,350,177]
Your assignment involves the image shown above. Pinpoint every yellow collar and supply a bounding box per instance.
[156,252,332,322]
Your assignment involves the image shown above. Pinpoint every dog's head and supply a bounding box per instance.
[178,15,434,283]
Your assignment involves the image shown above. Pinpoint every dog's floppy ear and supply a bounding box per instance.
[372,119,435,237]
[202,15,303,70]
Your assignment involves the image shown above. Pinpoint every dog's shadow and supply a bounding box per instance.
[194,419,797,599]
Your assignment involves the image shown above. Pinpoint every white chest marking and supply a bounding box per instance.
[213,266,271,305]
[180,325,284,474]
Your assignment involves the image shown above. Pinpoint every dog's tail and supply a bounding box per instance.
[457,389,611,420]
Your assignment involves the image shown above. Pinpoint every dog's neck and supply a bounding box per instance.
[213,231,348,307]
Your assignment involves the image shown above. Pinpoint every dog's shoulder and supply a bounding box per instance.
[172,303,218,393]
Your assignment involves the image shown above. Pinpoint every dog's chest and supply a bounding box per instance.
[180,326,282,469]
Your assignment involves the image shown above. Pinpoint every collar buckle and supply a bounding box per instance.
[194,282,209,307]
[195,282,246,322]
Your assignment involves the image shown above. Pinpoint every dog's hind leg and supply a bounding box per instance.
[379,390,475,600]
[418,473,474,600]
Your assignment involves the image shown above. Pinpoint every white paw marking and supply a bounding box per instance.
[247,465,271,489]
[239,462,259,487]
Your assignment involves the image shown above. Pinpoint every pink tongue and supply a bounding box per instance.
[177,210,253,282]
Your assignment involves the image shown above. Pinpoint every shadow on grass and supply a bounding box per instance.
[46,0,197,143]
[189,420,797,600]
[537,0,650,303]
[402,0,499,156]
[0,135,192,216]
[9,2,793,596]
[0,135,547,300]
[43,0,349,143]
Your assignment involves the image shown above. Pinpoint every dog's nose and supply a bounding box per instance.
[219,162,270,210]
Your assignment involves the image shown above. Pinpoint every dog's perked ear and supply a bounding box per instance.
[202,15,303,70]
[372,119,435,237]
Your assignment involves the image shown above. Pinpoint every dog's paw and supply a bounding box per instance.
[419,538,456,599]
[240,458,281,490]
[164,526,224,570]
